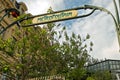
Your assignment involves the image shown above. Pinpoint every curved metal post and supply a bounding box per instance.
[0,5,119,50]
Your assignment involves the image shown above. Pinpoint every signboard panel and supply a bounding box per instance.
[32,10,78,24]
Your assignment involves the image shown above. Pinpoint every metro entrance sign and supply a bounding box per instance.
[22,5,97,27]
[0,5,120,49]
[0,5,97,34]
[32,10,78,24]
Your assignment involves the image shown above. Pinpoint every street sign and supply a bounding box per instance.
[32,10,78,24]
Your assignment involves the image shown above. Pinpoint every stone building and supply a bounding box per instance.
[0,0,28,78]
[0,0,27,39]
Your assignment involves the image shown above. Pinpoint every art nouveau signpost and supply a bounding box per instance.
[21,5,96,27]
[0,5,120,50]
[32,10,78,24]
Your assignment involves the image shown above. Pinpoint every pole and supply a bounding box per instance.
[113,0,120,50]
[118,0,120,12]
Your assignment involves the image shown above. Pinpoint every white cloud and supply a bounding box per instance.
[17,0,65,15]
[70,0,120,59]
[91,0,111,7]
[102,37,119,60]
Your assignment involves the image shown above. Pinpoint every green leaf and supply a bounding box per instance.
[64,32,69,41]
[90,48,93,51]
[86,34,90,39]
[63,26,66,30]
[72,32,76,39]
[90,42,93,47]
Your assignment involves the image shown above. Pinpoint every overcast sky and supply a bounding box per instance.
[17,0,120,60]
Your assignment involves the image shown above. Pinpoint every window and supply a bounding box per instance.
[116,65,120,69]
[104,65,109,70]
[21,8,24,13]
[109,61,113,65]
[0,25,5,37]
[15,1,20,9]
[110,65,116,70]
[0,26,4,31]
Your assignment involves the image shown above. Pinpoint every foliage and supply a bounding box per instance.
[87,57,99,65]
[0,8,93,80]
[87,71,112,80]
[86,77,95,80]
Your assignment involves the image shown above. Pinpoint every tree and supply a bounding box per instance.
[55,29,93,80]
[86,77,95,80]
[0,9,93,80]
[88,71,112,80]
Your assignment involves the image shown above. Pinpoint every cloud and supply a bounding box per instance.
[91,0,111,7]
[17,0,65,15]
[102,37,119,60]
[70,0,120,59]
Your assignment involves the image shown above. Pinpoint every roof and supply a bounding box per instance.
[87,59,120,67]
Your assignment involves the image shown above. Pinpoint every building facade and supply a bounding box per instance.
[0,0,27,39]
[0,0,28,78]
[87,59,120,80]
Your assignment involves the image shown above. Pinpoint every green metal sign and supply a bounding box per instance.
[32,10,78,24]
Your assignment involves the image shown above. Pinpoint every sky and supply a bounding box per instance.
[17,0,120,60]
